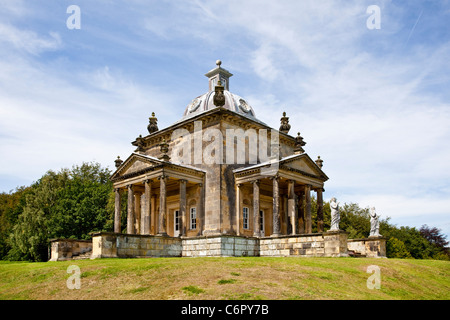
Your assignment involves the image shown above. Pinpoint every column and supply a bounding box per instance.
[142,179,152,235]
[127,185,135,234]
[272,176,280,236]
[134,192,141,235]
[316,188,324,233]
[198,183,204,235]
[235,183,241,236]
[179,179,187,236]
[287,180,296,235]
[158,175,168,236]
[114,188,122,233]
[252,180,260,237]
[297,189,305,234]
[305,184,312,234]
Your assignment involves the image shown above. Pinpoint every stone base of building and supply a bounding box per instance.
[49,231,386,261]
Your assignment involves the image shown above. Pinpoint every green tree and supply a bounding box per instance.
[7,162,113,261]
[386,237,412,258]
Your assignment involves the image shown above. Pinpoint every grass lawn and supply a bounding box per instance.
[0,257,449,300]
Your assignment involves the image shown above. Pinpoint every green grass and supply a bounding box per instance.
[0,257,449,300]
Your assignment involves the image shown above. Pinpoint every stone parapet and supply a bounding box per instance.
[182,235,259,257]
[347,236,387,258]
[91,232,182,259]
[49,238,92,261]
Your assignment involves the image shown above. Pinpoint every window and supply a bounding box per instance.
[190,207,197,229]
[259,210,264,234]
[243,207,249,229]
[174,210,180,237]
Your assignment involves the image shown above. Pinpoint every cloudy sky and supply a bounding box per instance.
[1,0,449,238]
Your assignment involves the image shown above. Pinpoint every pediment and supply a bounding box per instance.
[110,153,163,181]
[280,154,328,181]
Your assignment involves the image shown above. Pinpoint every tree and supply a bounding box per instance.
[7,162,113,261]
[386,237,412,259]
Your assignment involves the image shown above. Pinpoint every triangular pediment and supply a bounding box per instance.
[280,154,328,181]
[110,153,163,181]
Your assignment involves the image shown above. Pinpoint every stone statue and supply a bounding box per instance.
[369,207,381,237]
[329,197,340,231]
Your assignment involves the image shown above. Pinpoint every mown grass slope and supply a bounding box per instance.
[0,257,448,300]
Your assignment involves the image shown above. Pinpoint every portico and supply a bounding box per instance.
[233,153,328,237]
[111,153,205,237]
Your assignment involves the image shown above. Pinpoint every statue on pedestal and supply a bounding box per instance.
[329,197,340,231]
[369,207,381,237]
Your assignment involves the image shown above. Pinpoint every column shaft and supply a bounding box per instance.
[317,188,324,233]
[253,180,260,237]
[305,184,312,234]
[236,183,241,236]
[179,179,187,236]
[272,177,280,236]
[127,185,135,234]
[143,180,152,235]
[287,180,296,235]
[158,175,168,236]
[114,188,122,233]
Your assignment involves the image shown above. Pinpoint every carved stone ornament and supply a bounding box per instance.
[238,99,251,113]
[294,132,306,153]
[279,111,291,134]
[213,80,225,107]
[147,112,159,134]
[114,156,123,168]
[187,98,202,113]
[159,139,170,162]
[315,156,323,168]
[136,134,145,152]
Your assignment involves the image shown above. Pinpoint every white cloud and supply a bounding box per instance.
[0,23,62,55]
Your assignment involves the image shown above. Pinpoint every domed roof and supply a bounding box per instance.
[182,90,256,119]
[180,60,257,121]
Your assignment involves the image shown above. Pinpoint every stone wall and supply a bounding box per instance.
[347,237,387,258]
[260,231,349,257]
[91,232,182,259]
[182,235,259,257]
[49,239,92,261]
[49,231,387,261]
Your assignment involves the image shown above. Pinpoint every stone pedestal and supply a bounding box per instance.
[323,230,349,257]
[366,236,387,258]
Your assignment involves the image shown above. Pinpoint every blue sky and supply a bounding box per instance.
[1,0,449,239]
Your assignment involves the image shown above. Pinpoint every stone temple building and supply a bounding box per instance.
[49,61,386,260]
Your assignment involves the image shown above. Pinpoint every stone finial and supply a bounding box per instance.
[114,156,123,168]
[294,132,306,154]
[159,139,170,162]
[315,156,323,168]
[147,112,159,134]
[213,80,225,107]
[136,134,145,152]
[279,112,291,134]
